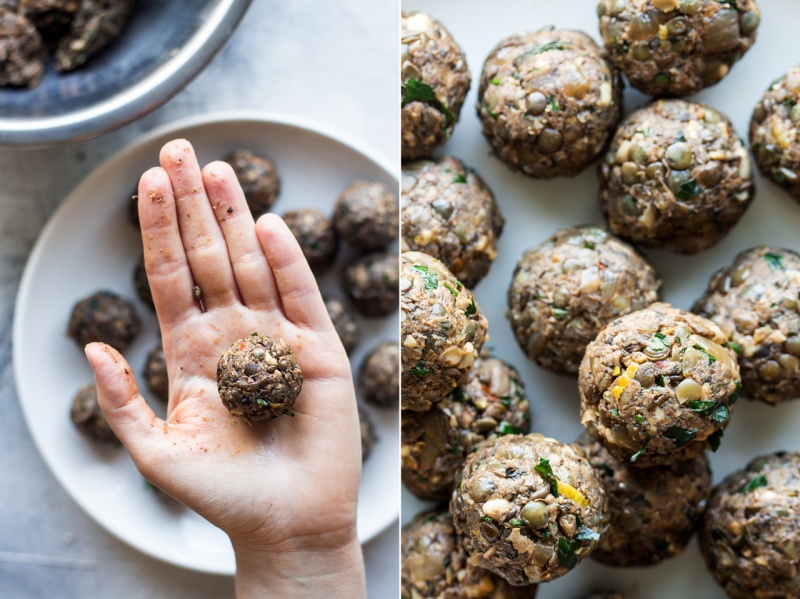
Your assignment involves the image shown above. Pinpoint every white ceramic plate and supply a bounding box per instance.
[13,112,400,575]
[401,1,800,597]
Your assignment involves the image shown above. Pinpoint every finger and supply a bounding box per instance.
[201,161,282,311]
[138,167,198,327]
[85,343,161,462]
[255,213,329,329]
[159,139,240,310]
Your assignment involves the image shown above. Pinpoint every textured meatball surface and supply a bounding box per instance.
[333,180,398,253]
[224,149,280,215]
[359,342,399,409]
[402,156,504,288]
[283,208,338,274]
[599,99,753,254]
[144,343,168,403]
[694,246,800,405]
[217,335,303,421]
[451,434,607,585]
[508,226,660,375]
[67,290,141,351]
[70,384,120,446]
[323,296,360,354]
[477,27,622,178]
[343,251,399,318]
[598,0,760,96]
[401,251,488,412]
[579,303,740,467]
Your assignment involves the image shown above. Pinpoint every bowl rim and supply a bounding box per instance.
[0,0,253,147]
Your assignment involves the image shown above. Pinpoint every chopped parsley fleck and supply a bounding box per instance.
[584,241,596,250]
[655,374,665,387]
[465,297,477,316]
[534,458,559,497]
[410,361,433,376]
[711,405,730,424]
[738,475,768,494]
[630,440,649,463]
[688,400,717,413]
[550,94,559,112]
[765,253,785,271]
[729,341,742,355]
[654,72,671,85]
[411,264,438,292]
[693,345,717,365]
[708,430,724,452]
[518,40,574,60]
[552,307,569,320]
[509,518,524,527]
[675,336,682,346]
[452,173,467,184]
[481,515,494,523]
[401,78,455,124]
[256,398,268,408]
[731,380,742,403]
[665,426,698,448]
[498,422,522,435]
[676,130,687,143]
[557,538,578,569]
[650,332,670,353]
[677,179,702,200]
[443,282,459,297]
[609,408,621,419]
[636,413,644,424]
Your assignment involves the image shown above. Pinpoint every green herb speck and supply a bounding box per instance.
[412,264,439,292]
[534,458,559,497]
[738,475,768,494]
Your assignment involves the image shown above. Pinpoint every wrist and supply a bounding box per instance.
[233,534,366,599]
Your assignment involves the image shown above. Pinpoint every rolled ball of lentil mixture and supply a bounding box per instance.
[451,434,607,585]
[401,156,504,288]
[579,302,741,467]
[359,342,400,409]
[598,0,760,97]
[402,356,530,501]
[343,251,399,318]
[401,11,471,160]
[282,208,338,274]
[332,180,398,253]
[70,384,120,446]
[401,251,488,412]
[67,290,141,352]
[581,433,711,567]
[217,335,303,421]
[693,246,800,405]
[599,99,754,254]
[224,149,280,216]
[402,507,537,599]
[477,27,622,179]
[323,296,360,354]
[750,67,800,202]
[699,451,800,599]
[508,226,661,375]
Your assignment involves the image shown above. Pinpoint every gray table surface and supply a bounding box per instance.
[0,1,399,597]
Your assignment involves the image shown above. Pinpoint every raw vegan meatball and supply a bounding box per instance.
[402,356,530,500]
[750,67,800,202]
[401,156,504,288]
[323,296,360,354]
[579,303,741,467]
[0,7,45,87]
[133,256,154,310]
[282,208,338,274]
[224,149,280,215]
[54,0,135,72]
[70,384,119,446]
[477,27,622,179]
[401,11,471,160]
[359,342,399,409]
[401,251,488,412]
[67,290,141,351]
[581,434,711,567]
[144,342,168,403]
[508,226,660,375]
[599,99,754,254]
[699,451,800,599]
[401,507,536,599]
[598,0,760,97]
[451,434,607,585]
[343,251,399,318]
[694,247,800,405]
[217,335,303,421]
[332,180,398,253]
[358,406,376,462]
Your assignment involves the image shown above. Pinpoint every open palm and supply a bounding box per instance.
[85,140,361,557]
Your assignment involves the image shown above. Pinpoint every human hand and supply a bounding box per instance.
[84,139,365,598]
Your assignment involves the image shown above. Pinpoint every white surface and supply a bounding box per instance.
[401,1,800,597]
[13,113,400,575]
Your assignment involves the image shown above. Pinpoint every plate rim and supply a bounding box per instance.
[12,109,398,575]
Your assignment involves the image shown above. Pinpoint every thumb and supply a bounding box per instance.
[84,342,160,459]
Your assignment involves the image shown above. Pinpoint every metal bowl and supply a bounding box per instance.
[0,0,252,146]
